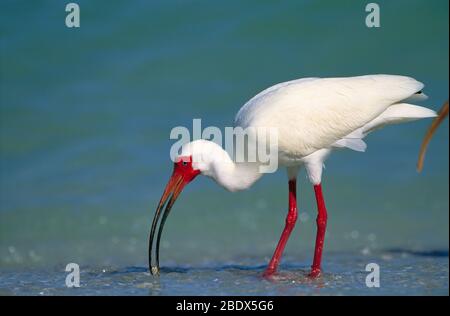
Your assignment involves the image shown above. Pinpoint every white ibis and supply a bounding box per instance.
[149,74,436,277]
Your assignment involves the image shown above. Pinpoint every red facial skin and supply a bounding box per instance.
[173,156,201,184]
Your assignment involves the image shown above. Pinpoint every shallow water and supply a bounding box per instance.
[0,0,448,295]
[1,250,448,296]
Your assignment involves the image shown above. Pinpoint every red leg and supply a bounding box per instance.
[263,179,298,277]
[309,183,328,278]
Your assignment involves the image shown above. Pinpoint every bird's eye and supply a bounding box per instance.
[182,161,188,166]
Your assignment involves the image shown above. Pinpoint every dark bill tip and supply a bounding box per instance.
[148,175,184,275]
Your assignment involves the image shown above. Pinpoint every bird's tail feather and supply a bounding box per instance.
[362,103,437,134]
[332,103,436,153]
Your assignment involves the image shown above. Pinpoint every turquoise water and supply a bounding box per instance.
[0,0,448,295]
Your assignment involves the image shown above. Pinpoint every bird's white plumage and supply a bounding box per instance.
[361,102,436,134]
[235,75,425,160]
[180,75,436,190]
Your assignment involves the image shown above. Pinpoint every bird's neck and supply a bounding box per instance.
[200,143,264,192]
[212,160,264,192]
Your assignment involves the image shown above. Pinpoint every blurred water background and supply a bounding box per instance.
[0,0,448,295]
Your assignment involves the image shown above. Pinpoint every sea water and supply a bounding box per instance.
[0,0,448,295]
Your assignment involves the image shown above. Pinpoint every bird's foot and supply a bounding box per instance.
[262,267,277,278]
[308,267,322,278]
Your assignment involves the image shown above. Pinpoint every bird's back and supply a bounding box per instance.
[234,75,424,158]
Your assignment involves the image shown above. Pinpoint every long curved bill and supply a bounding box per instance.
[417,100,449,172]
[148,173,187,275]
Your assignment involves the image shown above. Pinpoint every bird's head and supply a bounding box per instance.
[148,140,224,275]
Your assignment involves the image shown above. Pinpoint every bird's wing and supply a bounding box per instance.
[361,102,436,134]
[235,75,424,157]
[234,77,319,127]
[331,102,436,152]
[331,129,367,152]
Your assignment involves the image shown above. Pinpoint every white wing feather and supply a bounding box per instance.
[331,103,436,152]
[332,129,367,152]
[362,103,436,134]
[235,75,425,158]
